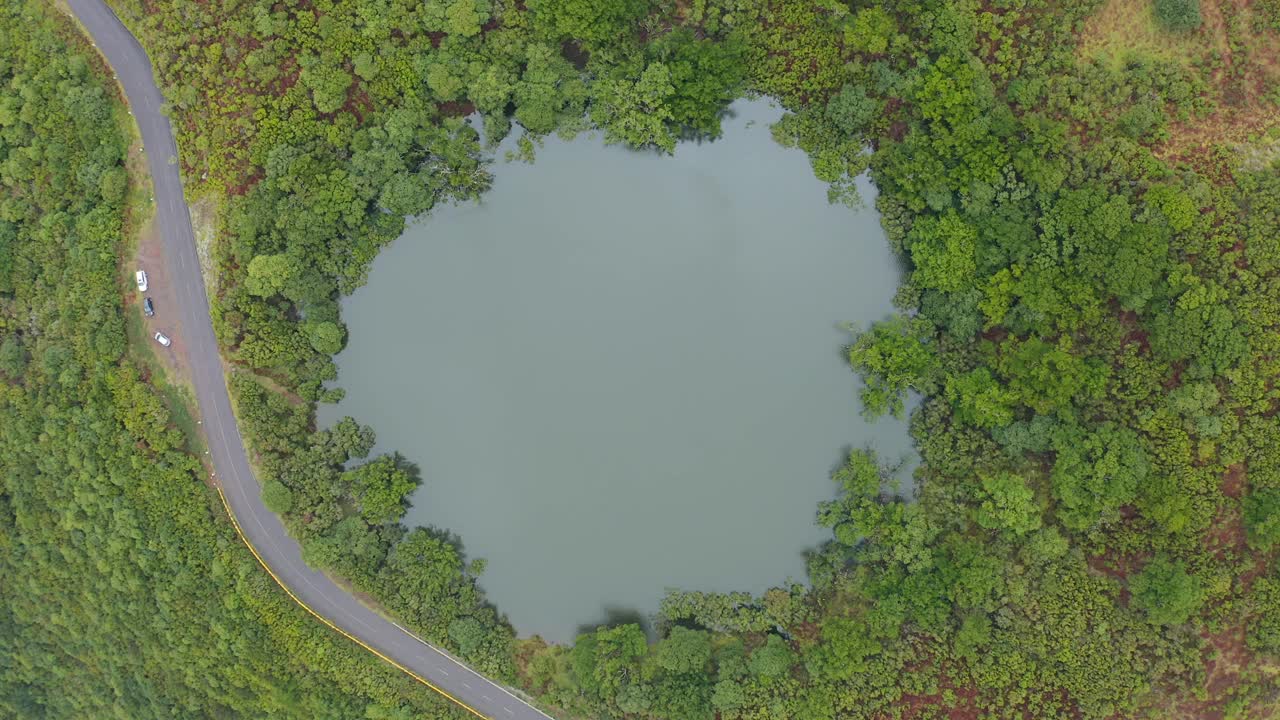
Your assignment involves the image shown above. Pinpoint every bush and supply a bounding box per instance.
[262,480,294,514]
[1154,0,1202,32]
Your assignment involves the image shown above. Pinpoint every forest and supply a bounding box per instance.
[0,3,472,718]
[7,0,1280,716]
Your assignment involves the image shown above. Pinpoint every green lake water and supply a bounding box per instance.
[322,98,913,643]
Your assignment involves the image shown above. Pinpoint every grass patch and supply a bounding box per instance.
[1080,0,1220,67]
[1081,0,1280,164]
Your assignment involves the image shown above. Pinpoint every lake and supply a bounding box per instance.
[322,98,913,643]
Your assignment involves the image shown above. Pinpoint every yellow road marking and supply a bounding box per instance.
[214,486,490,720]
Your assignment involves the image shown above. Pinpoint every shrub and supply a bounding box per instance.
[1153,0,1202,32]
[262,480,294,514]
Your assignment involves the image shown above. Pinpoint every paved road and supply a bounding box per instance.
[66,3,553,719]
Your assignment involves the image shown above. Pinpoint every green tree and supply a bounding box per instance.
[244,253,296,298]
[974,471,1042,537]
[826,83,879,136]
[1245,489,1280,551]
[591,62,678,151]
[305,320,345,355]
[1130,555,1204,626]
[845,7,898,55]
[847,315,936,418]
[528,0,651,45]
[657,626,712,674]
[747,634,795,679]
[946,367,1018,429]
[299,55,352,113]
[344,456,418,525]
[1050,423,1148,531]
[908,211,979,294]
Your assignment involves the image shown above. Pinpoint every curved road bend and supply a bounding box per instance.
[67,2,553,718]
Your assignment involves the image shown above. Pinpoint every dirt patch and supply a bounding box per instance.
[889,674,984,720]
[1172,625,1257,719]
[134,209,198,388]
[1223,463,1247,498]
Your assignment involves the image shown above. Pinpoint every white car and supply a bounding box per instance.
[153,331,171,347]
[135,269,148,292]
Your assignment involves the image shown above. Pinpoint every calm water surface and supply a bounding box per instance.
[322,99,912,643]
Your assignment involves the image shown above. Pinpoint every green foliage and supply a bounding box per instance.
[1130,555,1204,626]
[845,7,899,55]
[656,627,712,674]
[591,61,679,151]
[101,0,1280,714]
[909,211,979,293]
[1244,489,1280,551]
[0,7,465,718]
[528,0,651,45]
[424,0,494,38]
[825,83,879,137]
[1050,422,1149,531]
[747,634,795,679]
[647,29,746,138]
[1153,0,1202,32]
[974,471,1042,537]
[846,315,936,418]
[344,455,418,525]
[263,479,296,513]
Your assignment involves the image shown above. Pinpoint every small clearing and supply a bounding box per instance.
[1080,0,1280,167]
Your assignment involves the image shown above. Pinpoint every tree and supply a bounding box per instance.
[974,471,1042,537]
[448,616,487,657]
[1050,423,1148,531]
[847,315,936,418]
[1130,555,1203,626]
[747,635,795,679]
[646,30,745,137]
[710,679,747,713]
[305,321,345,355]
[845,7,898,55]
[946,367,1017,429]
[344,456,418,525]
[1245,489,1280,551]
[244,253,296,298]
[826,83,879,136]
[572,624,647,697]
[591,61,678,151]
[0,337,26,377]
[657,626,712,674]
[528,0,651,45]
[299,55,352,113]
[908,211,979,294]
[422,0,492,37]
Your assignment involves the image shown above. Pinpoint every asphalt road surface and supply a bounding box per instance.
[65,2,554,718]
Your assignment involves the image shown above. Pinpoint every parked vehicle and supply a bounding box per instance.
[135,269,148,292]
[153,331,171,347]
[143,297,155,317]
